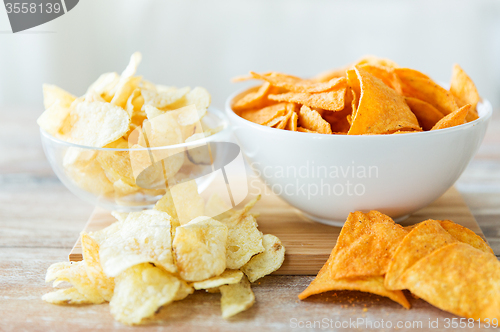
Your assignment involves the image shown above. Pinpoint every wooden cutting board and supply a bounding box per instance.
[69,178,486,275]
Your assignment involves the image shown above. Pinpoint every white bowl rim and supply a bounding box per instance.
[225,86,492,139]
[40,107,230,151]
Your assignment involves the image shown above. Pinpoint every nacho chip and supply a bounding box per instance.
[329,211,408,279]
[97,210,176,277]
[313,64,350,82]
[224,215,264,270]
[239,103,287,125]
[232,83,273,111]
[110,263,181,325]
[297,127,318,133]
[355,55,399,69]
[250,71,346,93]
[346,70,361,114]
[241,234,285,282]
[43,84,76,109]
[431,104,470,131]
[385,220,457,290]
[193,269,244,290]
[274,107,294,130]
[400,243,500,320]
[405,97,444,131]
[395,68,457,116]
[450,64,480,122]
[173,216,228,281]
[268,87,346,112]
[438,219,494,255]
[285,111,298,131]
[358,64,402,93]
[298,105,332,134]
[348,67,421,135]
[220,276,255,319]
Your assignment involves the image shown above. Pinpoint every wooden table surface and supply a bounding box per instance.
[1,107,499,332]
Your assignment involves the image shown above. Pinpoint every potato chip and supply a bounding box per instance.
[400,243,500,320]
[241,234,285,282]
[222,196,260,227]
[395,68,457,116]
[298,105,332,134]
[65,156,114,195]
[42,287,93,305]
[328,211,408,279]
[205,193,232,220]
[97,143,135,186]
[220,275,255,319]
[438,219,494,255]
[169,180,205,225]
[298,256,410,309]
[97,210,176,277]
[173,216,228,281]
[450,64,480,122]
[110,76,142,109]
[68,101,130,147]
[348,67,421,135]
[385,220,457,290]
[43,84,76,109]
[37,101,71,136]
[86,72,121,102]
[174,279,194,301]
[81,233,115,301]
[239,103,287,125]
[182,86,211,111]
[232,83,272,111]
[358,64,402,94]
[154,189,180,231]
[268,86,346,112]
[111,211,129,222]
[405,97,444,131]
[224,215,264,270]
[431,104,470,131]
[142,86,190,110]
[193,269,244,290]
[110,263,181,325]
[250,71,346,93]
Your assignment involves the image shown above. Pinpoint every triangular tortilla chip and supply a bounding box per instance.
[431,104,470,130]
[251,71,346,93]
[438,219,494,254]
[239,103,287,125]
[268,86,346,111]
[298,105,332,134]
[450,64,480,122]
[358,64,402,93]
[348,67,421,135]
[405,97,444,130]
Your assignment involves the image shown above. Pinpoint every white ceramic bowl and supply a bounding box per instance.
[226,90,492,226]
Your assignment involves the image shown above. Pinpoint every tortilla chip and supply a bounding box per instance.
[285,111,298,131]
[358,64,402,93]
[239,103,287,125]
[450,64,480,122]
[400,243,500,320]
[355,55,399,69]
[438,220,494,255]
[297,127,318,133]
[395,68,457,116]
[348,67,421,135]
[251,71,346,93]
[385,220,458,290]
[268,87,346,112]
[431,104,470,130]
[232,83,273,111]
[298,105,332,134]
[405,97,444,130]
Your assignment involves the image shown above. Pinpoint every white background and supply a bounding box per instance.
[0,0,499,112]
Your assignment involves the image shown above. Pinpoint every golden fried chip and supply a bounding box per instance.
[222,195,260,227]
[251,71,346,93]
[274,108,293,130]
[193,269,243,290]
[232,83,272,111]
[395,68,457,116]
[438,219,494,255]
[37,101,71,136]
[285,111,298,131]
[86,72,120,102]
[110,263,181,325]
[65,157,114,196]
[174,279,194,301]
[355,55,399,69]
[173,216,228,281]
[43,84,76,109]
[405,97,444,131]
[450,64,480,122]
[169,180,205,225]
[239,103,287,125]
[268,87,346,112]
[142,86,190,110]
[431,104,470,131]
[97,140,135,186]
[220,276,255,319]
[400,243,500,320]
[241,234,285,282]
[98,210,176,277]
[68,101,130,147]
[297,127,318,133]
[42,287,93,305]
[205,193,232,220]
[298,255,410,309]
[358,64,402,93]
[224,215,264,270]
[298,105,332,134]
[313,64,350,82]
[346,70,360,116]
[111,211,129,222]
[385,220,457,290]
[110,76,142,109]
[329,211,408,279]
[348,67,421,135]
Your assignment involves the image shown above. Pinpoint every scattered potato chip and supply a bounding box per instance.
[385,220,458,290]
[250,71,346,93]
[97,210,176,277]
[222,195,260,227]
[193,269,244,290]
[220,276,255,319]
[43,84,76,109]
[111,211,129,222]
[172,216,228,281]
[224,215,264,270]
[241,234,285,282]
[110,263,181,325]
[42,287,93,305]
[450,64,480,122]
[298,105,332,134]
[205,193,232,220]
[431,104,470,130]
[169,180,205,225]
[400,243,500,320]
[269,87,346,112]
[348,67,421,135]
[405,97,444,130]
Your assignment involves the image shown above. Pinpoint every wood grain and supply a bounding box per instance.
[69,184,486,275]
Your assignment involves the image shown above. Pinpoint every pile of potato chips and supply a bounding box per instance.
[43,186,285,325]
[37,52,219,203]
[299,211,500,320]
[232,56,481,134]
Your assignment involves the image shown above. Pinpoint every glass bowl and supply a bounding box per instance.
[40,108,234,211]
